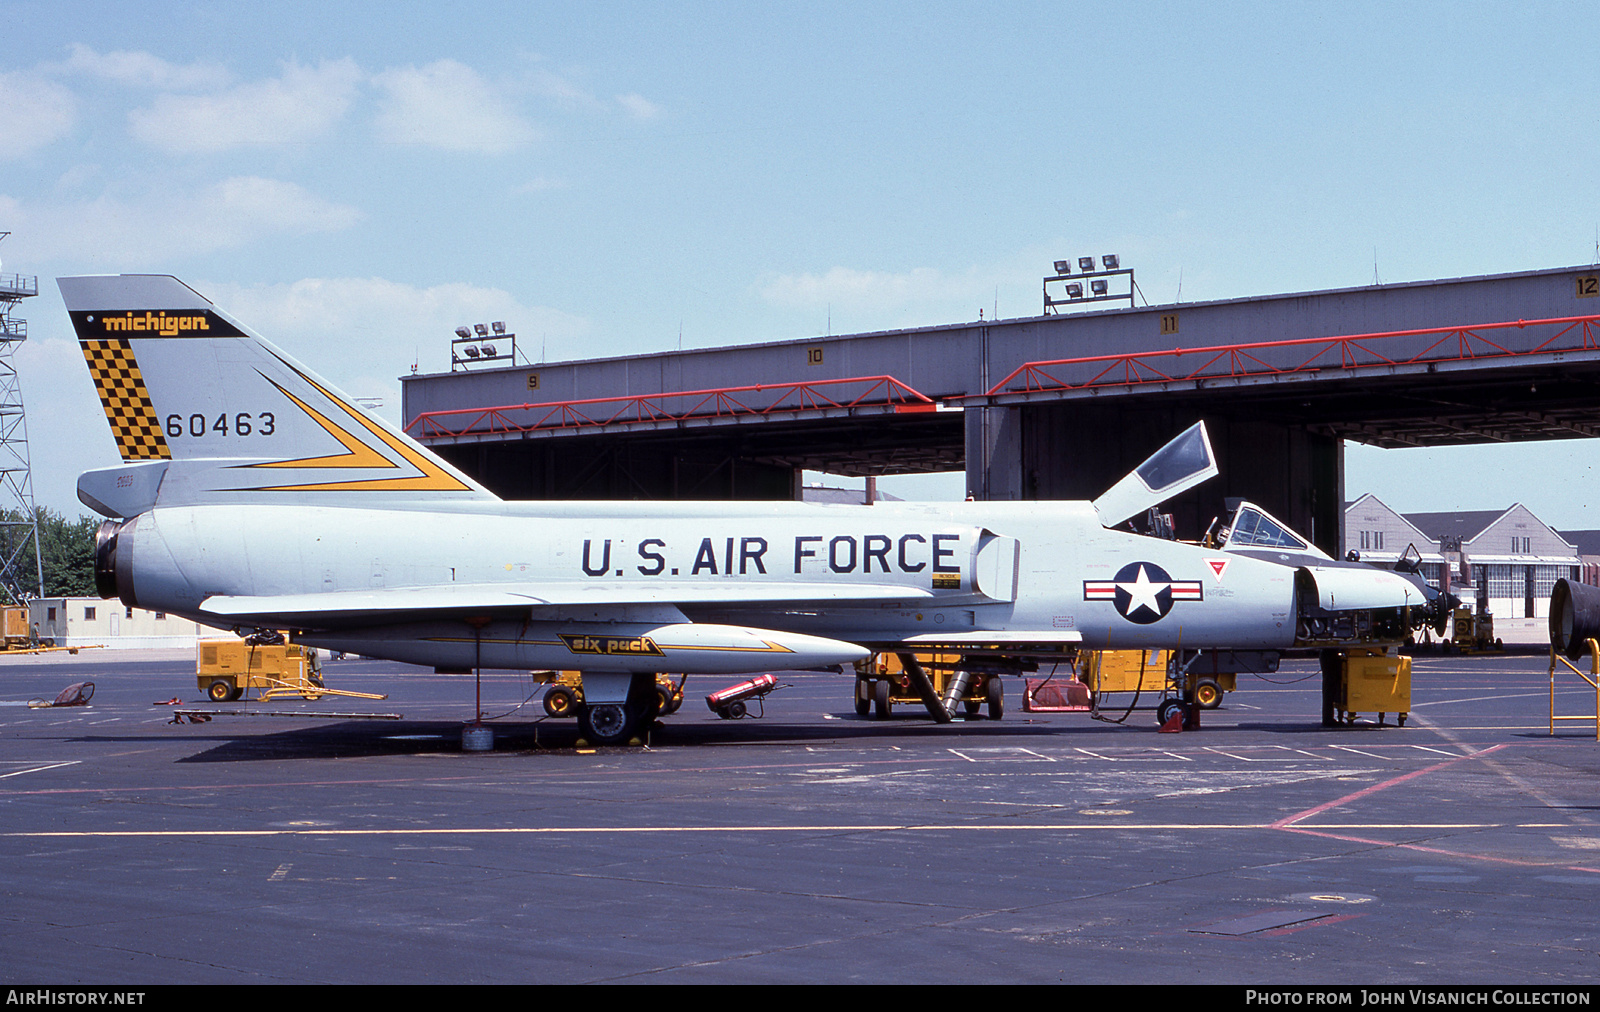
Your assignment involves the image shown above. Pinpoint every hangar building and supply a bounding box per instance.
[402,264,1600,558]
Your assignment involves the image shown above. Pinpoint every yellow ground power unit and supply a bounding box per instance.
[1334,648,1411,726]
[196,638,322,701]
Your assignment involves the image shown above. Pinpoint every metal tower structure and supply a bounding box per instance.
[0,234,44,604]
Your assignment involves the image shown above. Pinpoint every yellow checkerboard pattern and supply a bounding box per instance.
[81,339,171,461]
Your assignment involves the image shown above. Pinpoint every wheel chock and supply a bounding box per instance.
[1158,709,1185,733]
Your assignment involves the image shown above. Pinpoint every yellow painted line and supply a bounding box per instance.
[655,641,796,654]
[423,636,795,654]
[0,821,1559,839]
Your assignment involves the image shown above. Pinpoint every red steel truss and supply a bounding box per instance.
[985,314,1600,397]
[407,374,938,440]
[407,315,1600,442]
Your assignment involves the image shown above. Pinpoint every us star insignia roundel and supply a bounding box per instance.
[1083,562,1203,624]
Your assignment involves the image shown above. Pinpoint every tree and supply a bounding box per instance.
[0,507,100,598]
[38,509,100,598]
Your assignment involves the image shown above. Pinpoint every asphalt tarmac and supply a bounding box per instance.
[1,649,1597,985]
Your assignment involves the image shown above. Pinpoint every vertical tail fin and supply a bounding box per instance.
[61,274,497,516]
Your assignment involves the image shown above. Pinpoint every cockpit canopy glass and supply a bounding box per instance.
[1092,421,1220,529]
[1224,506,1308,551]
[1134,423,1214,492]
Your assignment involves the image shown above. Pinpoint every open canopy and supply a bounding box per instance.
[1092,422,1219,528]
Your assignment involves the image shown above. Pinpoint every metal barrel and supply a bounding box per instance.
[1548,578,1600,661]
[705,672,777,708]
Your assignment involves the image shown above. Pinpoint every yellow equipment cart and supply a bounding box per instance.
[854,651,1005,720]
[196,636,387,703]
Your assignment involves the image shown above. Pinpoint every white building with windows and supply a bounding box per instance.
[1557,529,1600,588]
[1343,493,1447,583]
[28,598,210,649]
[1345,497,1581,620]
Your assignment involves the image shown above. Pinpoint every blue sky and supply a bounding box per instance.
[3,2,1599,526]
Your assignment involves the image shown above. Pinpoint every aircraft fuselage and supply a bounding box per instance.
[102,498,1299,671]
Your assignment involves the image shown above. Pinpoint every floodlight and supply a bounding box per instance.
[473,323,489,337]
[492,321,507,335]
[1078,257,1095,272]
[1054,261,1072,275]
[1065,283,1084,299]
[1102,254,1119,270]
[455,326,472,339]
[480,344,497,357]
[463,346,480,358]
[1091,279,1109,295]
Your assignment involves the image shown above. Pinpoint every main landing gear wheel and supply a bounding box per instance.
[1194,678,1222,709]
[578,703,632,746]
[855,680,871,716]
[577,675,659,745]
[986,677,1004,720]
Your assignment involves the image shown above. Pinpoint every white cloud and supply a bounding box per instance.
[58,44,230,91]
[527,67,606,114]
[373,60,537,153]
[758,266,956,312]
[756,248,1069,328]
[0,72,76,159]
[1,177,361,267]
[198,276,592,405]
[615,93,663,120]
[197,175,362,237]
[127,58,362,150]
[523,68,661,120]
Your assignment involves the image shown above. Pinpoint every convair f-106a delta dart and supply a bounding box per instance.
[65,274,1445,743]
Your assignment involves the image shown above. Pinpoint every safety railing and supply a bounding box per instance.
[0,274,37,298]
[1548,638,1600,740]
[984,314,1600,397]
[407,375,939,441]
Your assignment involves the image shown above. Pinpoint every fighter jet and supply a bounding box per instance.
[65,274,1436,744]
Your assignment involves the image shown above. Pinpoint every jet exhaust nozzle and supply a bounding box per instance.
[1549,578,1600,662]
[93,519,125,602]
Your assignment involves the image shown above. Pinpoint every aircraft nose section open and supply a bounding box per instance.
[1298,564,1429,611]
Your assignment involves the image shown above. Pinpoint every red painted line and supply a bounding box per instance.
[1261,912,1367,936]
[1269,744,1507,829]
[984,314,1600,395]
[1271,742,1600,876]
[406,374,937,438]
[1281,825,1600,875]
